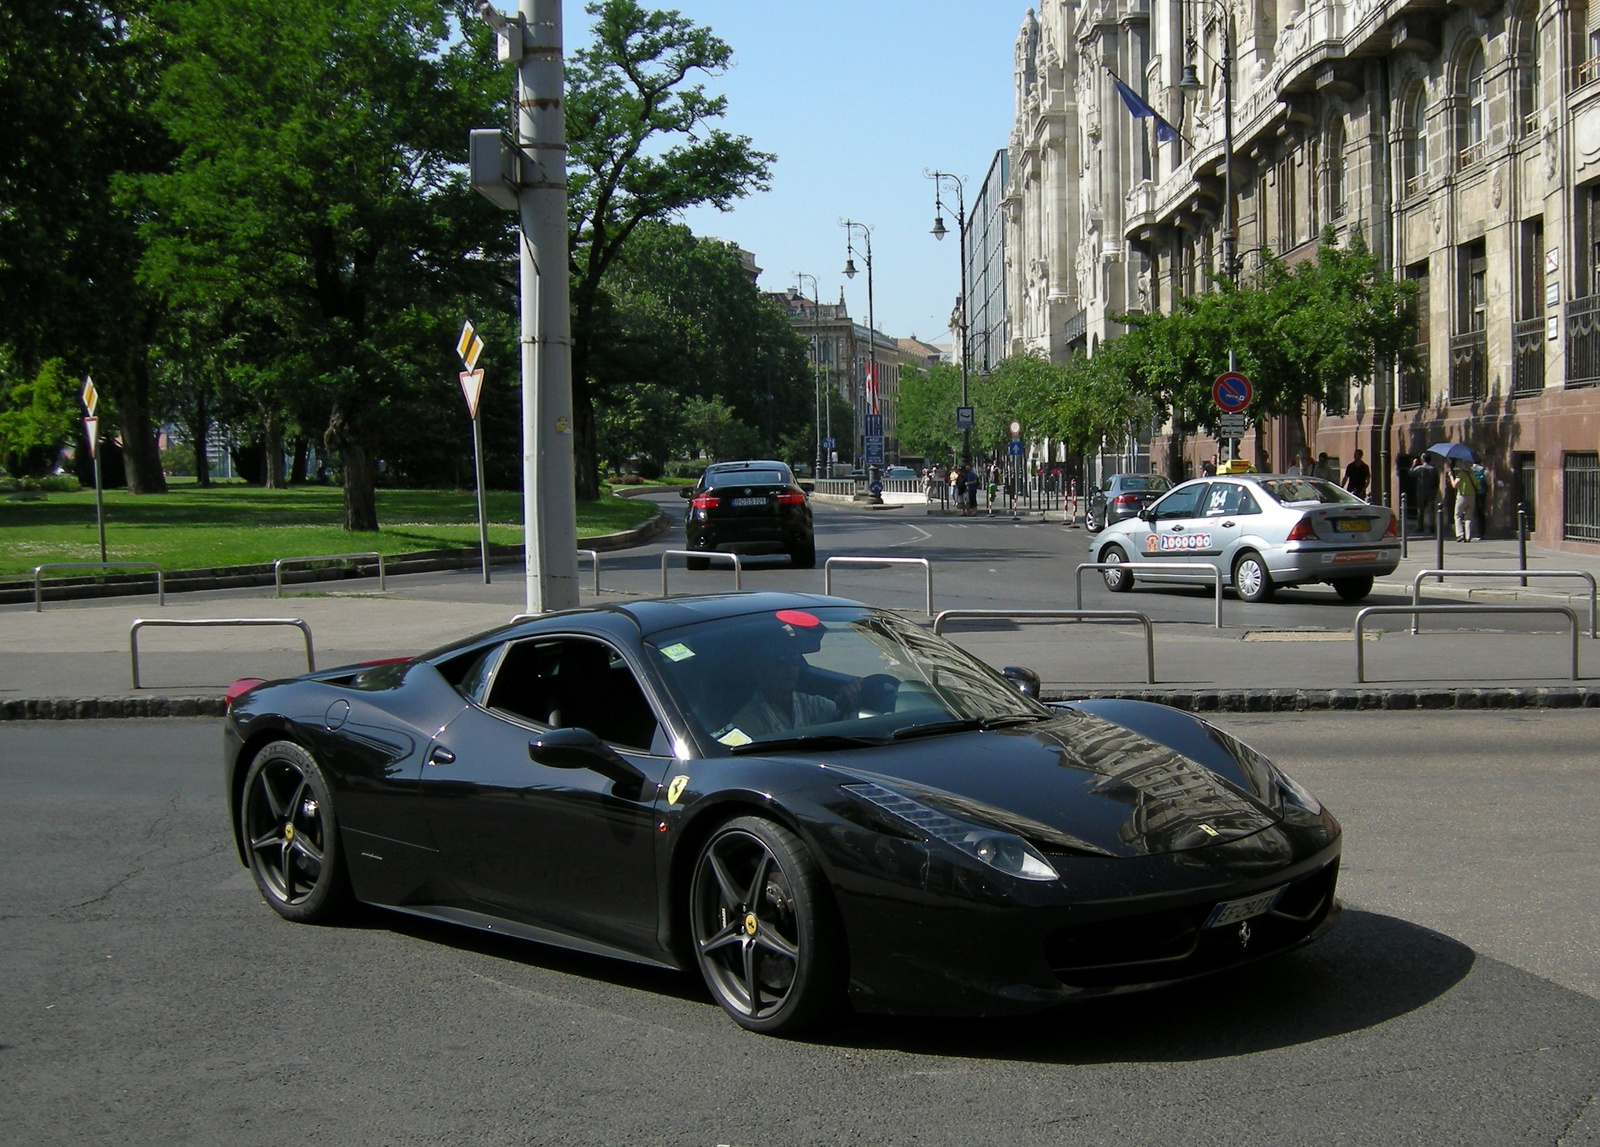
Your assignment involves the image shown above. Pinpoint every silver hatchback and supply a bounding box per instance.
[1088,474,1399,602]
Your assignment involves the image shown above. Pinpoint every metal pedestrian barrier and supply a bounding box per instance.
[824,556,934,617]
[1409,568,1598,638]
[933,608,1157,685]
[577,549,601,595]
[33,562,164,612]
[1075,561,1224,629]
[274,552,385,597]
[1353,604,1581,683]
[129,617,315,689]
[660,549,742,596]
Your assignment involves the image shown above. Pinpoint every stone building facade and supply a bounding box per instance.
[770,290,903,467]
[1006,0,1600,549]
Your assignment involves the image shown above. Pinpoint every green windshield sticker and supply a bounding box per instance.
[660,643,695,662]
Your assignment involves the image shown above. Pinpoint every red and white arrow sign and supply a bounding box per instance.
[459,370,485,418]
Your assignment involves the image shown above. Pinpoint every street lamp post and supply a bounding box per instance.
[928,171,970,466]
[842,220,882,503]
[791,272,823,479]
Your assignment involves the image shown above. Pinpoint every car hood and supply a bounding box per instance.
[832,706,1281,859]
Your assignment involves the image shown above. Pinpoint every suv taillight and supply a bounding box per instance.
[1286,516,1316,542]
[776,490,806,505]
[691,494,721,510]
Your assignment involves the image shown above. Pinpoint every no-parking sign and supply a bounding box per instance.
[1213,372,1252,413]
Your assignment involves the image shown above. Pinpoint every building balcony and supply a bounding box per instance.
[1448,330,1486,402]
[1457,140,1487,170]
[1512,317,1545,397]
[1577,55,1600,87]
[1566,294,1600,387]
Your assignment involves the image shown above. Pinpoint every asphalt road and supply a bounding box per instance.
[3,715,1598,1146]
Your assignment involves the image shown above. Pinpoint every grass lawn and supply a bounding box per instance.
[0,481,658,579]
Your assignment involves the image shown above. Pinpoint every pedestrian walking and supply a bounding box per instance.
[1410,454,1438,533]
[1447,459,1479,541]
[1201,457,1217,477]
[1343,449,1371,500]
[1315,452,1333,481]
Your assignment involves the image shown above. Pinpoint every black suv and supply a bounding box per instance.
[680,460,815,568]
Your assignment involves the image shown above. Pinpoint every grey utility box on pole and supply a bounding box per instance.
[472,1,579,615]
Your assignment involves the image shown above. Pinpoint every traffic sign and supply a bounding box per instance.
[1008,440,1023,457]
[1212,372,1252,413]
[869,480,883,495]
[865,436,884,464]
[81,376,99,416]
[1008,419,1022,436]
[864,413,883,437]
[459,370,485,418]
[821,437,835,451]
[955,406,974,430]
[84,416,99,457]
[456,320,484,370]
[1217,413,1247,438]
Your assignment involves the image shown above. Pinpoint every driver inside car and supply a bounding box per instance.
[712,617,861,745]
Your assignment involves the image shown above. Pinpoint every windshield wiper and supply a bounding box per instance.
[728,732,888,755]
[890,713,1047,741]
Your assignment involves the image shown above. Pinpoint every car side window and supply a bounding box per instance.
[485,637,666,754]
[1150,483,1207,519]
[1203,483,1255,516]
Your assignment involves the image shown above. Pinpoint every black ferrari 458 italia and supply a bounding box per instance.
[225,592,1341,1034]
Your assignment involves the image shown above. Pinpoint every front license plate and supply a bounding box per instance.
[1204,886,1285,928]
[1333,518,1370,532]
[730,497,767,507]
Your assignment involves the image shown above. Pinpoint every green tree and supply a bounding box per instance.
[894,362,963,461]
[0,2,172,493]
[133,0,504,529]
[566,0,775,500]
[0,357,79,477]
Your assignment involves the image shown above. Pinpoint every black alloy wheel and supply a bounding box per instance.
[1101,544,1134,592]
[241,740,351,923]
[689,816,844,1034]
[1333,575,1375,601]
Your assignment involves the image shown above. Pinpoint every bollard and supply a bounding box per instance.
[1400,494,1409,559]
[1518,503,1529,588]
[1435,499,1445,583]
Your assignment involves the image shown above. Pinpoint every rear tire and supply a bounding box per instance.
[689,816,845,1035]
[790,541,816,569]
[1233,551,1275,603]
[1101,544,1134,593]
[241,740,352,924]
[1084,507,1098,533]
[1332,575,1374,602]
[686,554,711,572]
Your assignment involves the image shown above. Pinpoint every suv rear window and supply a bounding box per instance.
[707,469,788,488]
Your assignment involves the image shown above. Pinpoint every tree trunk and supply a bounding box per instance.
[262,408,285,489]
[571,378,600,500]
[114,360,168,494]
[193,386,211,487]
[289,437,309,483]
[325,402,378,531]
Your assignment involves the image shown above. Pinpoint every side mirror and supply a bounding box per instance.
[529,728,645,789]
[1139,506,1157,522]
[1002,666,1042,699]
[678,486,695,499]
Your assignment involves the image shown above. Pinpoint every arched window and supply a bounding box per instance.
[1328,119,1347,218]
[1401,84,1428,195]
[1456,43,1487,167]
[1514,2,1541,137]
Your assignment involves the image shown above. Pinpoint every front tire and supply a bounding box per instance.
[1101,544,1134,592]
[1084,507,1098,533]
[689,816,845,1035]
[241,740,352,923]
[1333,575,1374,602]
[1233,551,1276,603]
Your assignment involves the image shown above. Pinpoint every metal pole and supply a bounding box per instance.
[1435,499,1445,582]
[92,440,107,564]
[518,0,578,615]
[472,412,491,584]
[1518,503,1529,587]
[1400,493,1408,559]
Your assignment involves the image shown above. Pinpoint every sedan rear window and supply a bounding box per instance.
[1257,478,1366,506]
[707,469,788,488]
[1119,475,1170,492]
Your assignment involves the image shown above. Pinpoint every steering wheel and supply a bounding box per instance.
[857,674,900,715]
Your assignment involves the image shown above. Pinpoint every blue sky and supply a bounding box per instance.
[572,2,1028,344]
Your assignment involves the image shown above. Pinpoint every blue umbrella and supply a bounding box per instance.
[1425,442,1475,463]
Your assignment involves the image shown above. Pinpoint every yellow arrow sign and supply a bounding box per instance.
[457,320,484,371]
[82,376,99,416]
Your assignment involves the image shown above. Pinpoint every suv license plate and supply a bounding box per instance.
[1334,518,1369,532]
[730,497,766,507]
[1204,886,1285,928]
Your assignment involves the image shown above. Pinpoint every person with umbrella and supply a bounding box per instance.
[1428,442,1480,541]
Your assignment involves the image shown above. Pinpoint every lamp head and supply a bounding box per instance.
[931,215,948,240]
[1179,63,1203,90]
[843,257,857,280]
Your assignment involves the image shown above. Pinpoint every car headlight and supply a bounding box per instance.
[843,782,1060,882]
[1274,768,1322,815]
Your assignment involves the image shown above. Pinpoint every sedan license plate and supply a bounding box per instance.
[730,496,767,507]
[1333,518,1370,533]
[1203,886,1285,929]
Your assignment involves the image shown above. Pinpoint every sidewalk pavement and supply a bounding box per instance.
[4,527,1599,719]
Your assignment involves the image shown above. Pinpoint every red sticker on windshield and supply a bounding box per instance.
[774,609,820,627]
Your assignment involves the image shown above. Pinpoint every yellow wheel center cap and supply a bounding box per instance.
[284,822,295,841]
[743,912,758,936]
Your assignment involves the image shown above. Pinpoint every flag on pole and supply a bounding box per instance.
[864,360,879,414]
[1109,72,1181,144]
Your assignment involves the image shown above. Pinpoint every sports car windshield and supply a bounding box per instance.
[1257,478,1365,506]
[644,606,1049,756]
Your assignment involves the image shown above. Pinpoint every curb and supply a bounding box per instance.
[0,508,669,606]
[9,683,1599,721]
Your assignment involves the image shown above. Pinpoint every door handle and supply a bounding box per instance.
[428,745,456,766]
[1170,525,1184,531]
[1221,520,1236,527]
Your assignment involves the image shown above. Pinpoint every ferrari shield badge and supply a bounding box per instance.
[666,774,691,805]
